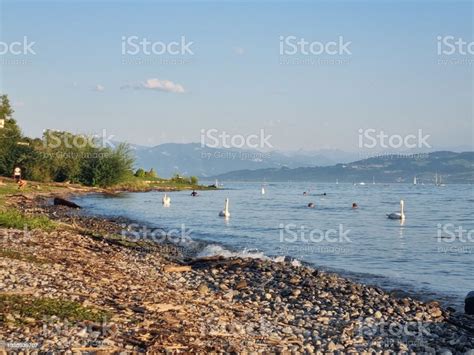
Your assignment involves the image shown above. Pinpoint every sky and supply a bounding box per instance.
[0,0,472,152]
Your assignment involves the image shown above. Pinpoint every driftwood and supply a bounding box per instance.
[163,265,192,273]
[53,197,81,209]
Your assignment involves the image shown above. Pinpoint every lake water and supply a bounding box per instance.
[74,182,474,309]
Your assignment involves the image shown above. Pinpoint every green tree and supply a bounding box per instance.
[145,168,157,179]
[190,176,198,185]
[135,168,146,178]
[0,95,24,177]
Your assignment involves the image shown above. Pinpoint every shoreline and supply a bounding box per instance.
[1,185,474,352]
[71,191,465,312]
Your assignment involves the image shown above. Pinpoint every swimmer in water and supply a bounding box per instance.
[352,202,358,209]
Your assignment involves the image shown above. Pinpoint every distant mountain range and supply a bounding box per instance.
[130,143,359,178]
[210,151,474,184]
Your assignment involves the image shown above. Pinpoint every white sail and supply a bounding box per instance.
[413,176,417,185]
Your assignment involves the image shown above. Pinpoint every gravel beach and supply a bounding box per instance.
[1,192,473,353]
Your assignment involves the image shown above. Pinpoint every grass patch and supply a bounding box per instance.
[0,248,50,264]
[0,295,111,323]
[0,209,55,232]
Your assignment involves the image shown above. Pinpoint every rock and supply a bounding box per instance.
[198,283,209,295]
[465,291,474,315]
[430,308,442,318]
[236,280,247,290]
[282,326,293,334]
[374,311,383,320]
[53,197,81,209]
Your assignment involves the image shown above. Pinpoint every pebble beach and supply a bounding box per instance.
[1,191,473,353]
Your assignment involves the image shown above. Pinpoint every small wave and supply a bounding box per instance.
[197,244,268,259]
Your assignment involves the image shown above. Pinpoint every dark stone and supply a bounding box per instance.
[465,291,474,315]
[53,197,81,209]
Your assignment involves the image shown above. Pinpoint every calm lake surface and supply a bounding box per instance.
[74,182,474,309]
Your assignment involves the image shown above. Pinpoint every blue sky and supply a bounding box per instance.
[0,0,472,151]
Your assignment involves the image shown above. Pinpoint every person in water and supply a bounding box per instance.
[303,191,307,196]
[308,202,315,208]
[191,190,198,197]
[352,202,358,209]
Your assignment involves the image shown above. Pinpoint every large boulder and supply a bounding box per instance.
[466,291,474,315]
[53,197,81,209]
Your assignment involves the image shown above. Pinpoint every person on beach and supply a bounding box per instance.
[13,166,21,183]
[17,179,27,189]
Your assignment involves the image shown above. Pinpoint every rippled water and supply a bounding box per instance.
[74,182,474,309]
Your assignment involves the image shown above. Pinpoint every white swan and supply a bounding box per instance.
[219,198,230,218]
[162,193,171,206]
[387,200,405,220]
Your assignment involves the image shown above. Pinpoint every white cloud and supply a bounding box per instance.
[121,78,185,94]
[233,46,245,55]
[94,84,105,92]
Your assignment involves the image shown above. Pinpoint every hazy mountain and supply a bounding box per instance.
[210,151,474,184]
[131,143,343,178]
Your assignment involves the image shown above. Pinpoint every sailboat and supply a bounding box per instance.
[261,185,266,195]
[413,176,417,185]
[372,177,375,185]
[336,179,339,185]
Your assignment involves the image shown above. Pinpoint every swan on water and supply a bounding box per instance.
[162,194,171,206]
[219,198,230,218]
[387,200,405,220]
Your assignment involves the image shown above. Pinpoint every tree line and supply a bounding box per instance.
[0,95,135,187]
